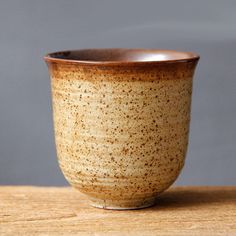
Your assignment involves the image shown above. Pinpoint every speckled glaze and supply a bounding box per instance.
[45,49,199,210]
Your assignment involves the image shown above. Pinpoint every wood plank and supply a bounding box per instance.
[0,186,235,235]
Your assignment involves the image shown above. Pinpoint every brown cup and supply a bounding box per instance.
[45,49,199,209]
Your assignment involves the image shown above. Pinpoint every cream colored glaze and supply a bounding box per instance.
[45,49,199,209]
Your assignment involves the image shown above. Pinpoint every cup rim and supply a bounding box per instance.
[44,48,200,66]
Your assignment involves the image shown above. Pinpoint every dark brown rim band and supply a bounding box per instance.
[44,48,200,66]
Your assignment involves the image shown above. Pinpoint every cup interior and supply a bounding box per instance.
[45,48,199,64]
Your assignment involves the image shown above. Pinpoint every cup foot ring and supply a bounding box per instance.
[89,197,156,210]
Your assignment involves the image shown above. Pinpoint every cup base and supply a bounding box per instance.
[88,196,156,210]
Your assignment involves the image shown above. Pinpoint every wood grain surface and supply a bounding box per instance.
[0,186,235,235]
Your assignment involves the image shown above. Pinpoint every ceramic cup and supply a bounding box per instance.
[45,49,199,209]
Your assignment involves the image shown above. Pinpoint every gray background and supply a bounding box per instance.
[0,0,235,186]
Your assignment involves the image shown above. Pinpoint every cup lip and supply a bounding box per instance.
[44,48,200,66]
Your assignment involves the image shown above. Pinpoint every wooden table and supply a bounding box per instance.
[0,186,235,235]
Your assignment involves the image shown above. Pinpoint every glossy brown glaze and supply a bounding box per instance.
[45,48,199,209]
[45,48,199,65]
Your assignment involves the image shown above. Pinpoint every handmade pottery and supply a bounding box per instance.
[45,48,199,209]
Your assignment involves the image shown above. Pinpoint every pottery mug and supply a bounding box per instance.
[45,49,199,209]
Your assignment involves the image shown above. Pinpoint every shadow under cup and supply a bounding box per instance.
[45,48,199,210]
